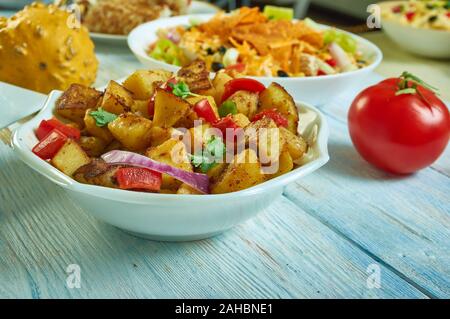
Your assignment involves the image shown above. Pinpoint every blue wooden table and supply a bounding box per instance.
[0,37,449,299]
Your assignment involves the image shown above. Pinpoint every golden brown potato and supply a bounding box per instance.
[258,83,299,134]
[84,109,114,143]
[206,162,227,183]
[122,70,172,100]
[177,59,212,93]
[55,84,102,126]
[108,113,153,151]
[177,183,202,195]
[269,150,294,179]
[211,149,266,194]
[152,89,190,128]
[245,118,285,166]
[52,139,91,176]
[131,99,151,118]
[212,71,233,104]
[145,138,193,190]
[104,140,123,153]
[187,123,211,153]
[79,136,107,157]
[100,80,134,115]
[227,90,258,119]
[73,159,120,188]
[231,113,250,128]
[280,127,308,161]
[149,126,178,147]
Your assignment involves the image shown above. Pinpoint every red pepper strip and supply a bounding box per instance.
[252,109,289,128]
[221,78,266,102]
[317,70,327,76]
[32,129,68,160]
[116,167,162,191]
[36,118,80,141]
[212,115,240,139]
[225,63,246,73]
[193,99,219,123]
[148,78,178,117]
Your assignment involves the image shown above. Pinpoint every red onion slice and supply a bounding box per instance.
[102,150,209,194]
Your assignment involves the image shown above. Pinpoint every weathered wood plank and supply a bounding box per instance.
[0,143,425,298]
[284,116,450,298]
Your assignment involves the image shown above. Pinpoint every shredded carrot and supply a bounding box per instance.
[182,7,326,77]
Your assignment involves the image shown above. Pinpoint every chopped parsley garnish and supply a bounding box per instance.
[169,81,199,99]
[190,136,226,173]
[89,108,117,127]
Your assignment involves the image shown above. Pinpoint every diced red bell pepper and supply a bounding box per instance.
[221,78,266,102]
[193,99,219,123]
[225,63,246,73]
[32,129,68,160]
[252,109,289,128]
[317,70,327,76]
[406,11,415,22]
[212,115,240,139]
[115,167,162,191]
[326,58,337,68]
[446,12,450,18]
[36,118,80,141]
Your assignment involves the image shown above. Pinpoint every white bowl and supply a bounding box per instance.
[381,21,450,59]
[128,14,383,106]
[11,90,329,241]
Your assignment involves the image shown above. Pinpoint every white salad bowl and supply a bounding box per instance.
[11,90,329,241]
[128,14,382,106]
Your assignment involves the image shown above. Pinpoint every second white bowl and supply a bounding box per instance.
[128,14,382,106]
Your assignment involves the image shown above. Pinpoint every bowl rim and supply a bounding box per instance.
[11,91,329,203]
[377,0,450,34]
[127,13,383,82]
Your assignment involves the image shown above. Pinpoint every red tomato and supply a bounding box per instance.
[348,74,450,174]
[405,11,416,22]
[326,59,337,68]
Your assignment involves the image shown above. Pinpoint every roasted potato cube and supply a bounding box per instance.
[52,139,91,176]
[227,90,258,119]
[173,109,199,129]
[280,127,308,161]
[187,123,211,153]
[79,136,107,157]
[122,70,172,99]
[108,113,153,151]
[100,80,134,115]
[245,118,285,166]
[177,59,212,93]
[152,88,190,128]
[258,83,299,134]
[104,140,123,153]
[131,99,151,118]
[145,138,193,190]
[55,84,102,126]
[211,149,266,194]
[74,159,120,188]
[231,113,250,128]
[206,162,227,184]
[269,150,294,179]
[149,126,178,147]
[212,71,233,104]
[84,109,114,143]
[177,183,202,195]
